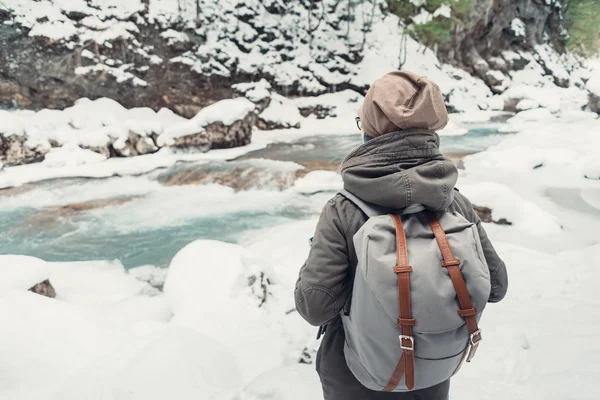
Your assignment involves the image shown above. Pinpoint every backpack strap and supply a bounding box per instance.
[383,214,416,392]
[338,190,384,218]
[429,218,482,364]
[338,190,426,217]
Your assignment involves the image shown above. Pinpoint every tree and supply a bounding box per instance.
[563,0,600,55]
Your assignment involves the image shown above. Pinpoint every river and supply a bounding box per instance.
[0,127,509,268]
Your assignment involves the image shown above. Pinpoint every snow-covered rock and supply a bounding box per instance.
[587,73,600,113]
[516,99,540,111]
[258,94,302,130]
[0,255,49,291]
[157,98,256,149]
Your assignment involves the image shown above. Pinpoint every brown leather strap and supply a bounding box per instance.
[429,218,482,363]
[382,353,405,392]
[382,215,416,391]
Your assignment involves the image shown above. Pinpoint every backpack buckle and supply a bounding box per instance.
[399,335,414,351]
[470,329,482,346]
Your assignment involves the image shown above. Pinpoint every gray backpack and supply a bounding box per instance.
[339,190,491,392]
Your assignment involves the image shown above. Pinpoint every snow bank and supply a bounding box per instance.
[459,182,562,236]
[507,108,555,123]
[583,157,600,180]
[164,240,275,316]
[239,364,322,400]
[54,327,239,400]
[163,240,305,383]
[0,144,265,189]
[0,255,49,290]
[295,171,343,194]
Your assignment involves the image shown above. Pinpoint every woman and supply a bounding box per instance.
[294,70,508,400]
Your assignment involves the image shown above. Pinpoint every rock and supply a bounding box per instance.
[473,204,513,225]
[203,113,256,149]
[114,132,158,157]
[589,93,600,114]
[0,134,48,166]
[298,104,337,119]
[473,205,493,223]
[157,162,298,191]
[170,133,212,151]
[587,75,600,113]
[257,94,302,130]
[29,279,56,298]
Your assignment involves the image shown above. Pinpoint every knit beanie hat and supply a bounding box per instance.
[358,70,449,137]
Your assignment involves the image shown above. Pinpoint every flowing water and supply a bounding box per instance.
[0,127,508,268]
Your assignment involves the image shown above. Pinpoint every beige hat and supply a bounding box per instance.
[358,70,448,137]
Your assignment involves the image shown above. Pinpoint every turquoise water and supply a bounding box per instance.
[0,127,507,268]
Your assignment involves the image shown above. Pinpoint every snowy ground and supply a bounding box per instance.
[2,106,600,399]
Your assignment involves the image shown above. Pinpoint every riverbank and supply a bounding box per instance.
[2,110,600,399]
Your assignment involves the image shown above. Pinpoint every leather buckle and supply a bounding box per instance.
[394,265,413,274]
[441,259,460,268]
[399,335,414,351]
[470,329,482,346]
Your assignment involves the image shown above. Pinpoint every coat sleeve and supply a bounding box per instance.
[475,218,508,302]
[455,191,508,303]
[294,197,353,326]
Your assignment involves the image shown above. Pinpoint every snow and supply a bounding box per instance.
[193,98,256,127]
[0,145,265,189]
[508,107,555,124]
[587,74,600,97]
[157,97,255,145]
[239,364,323,400]
[295,171,343,194]
[0,255,49,290]
[259,94,302,128]
[75,64,148,87]
[438,120,469,136]
[28,21,77,40]
[42,144,107,168]
[583,157,600,180]
[516,99,540,111]
[459,182,562,235]
[433,5,452,18]
[233,79,272,102]
[159,29,189,45]
[2,108,600,399]
[511,18,526,37]
[412,9,433,25]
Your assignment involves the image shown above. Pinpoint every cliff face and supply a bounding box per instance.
[437,0,569,88]
[0,0,575,117]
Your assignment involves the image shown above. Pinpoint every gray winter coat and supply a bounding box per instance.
[294,130,508,400]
